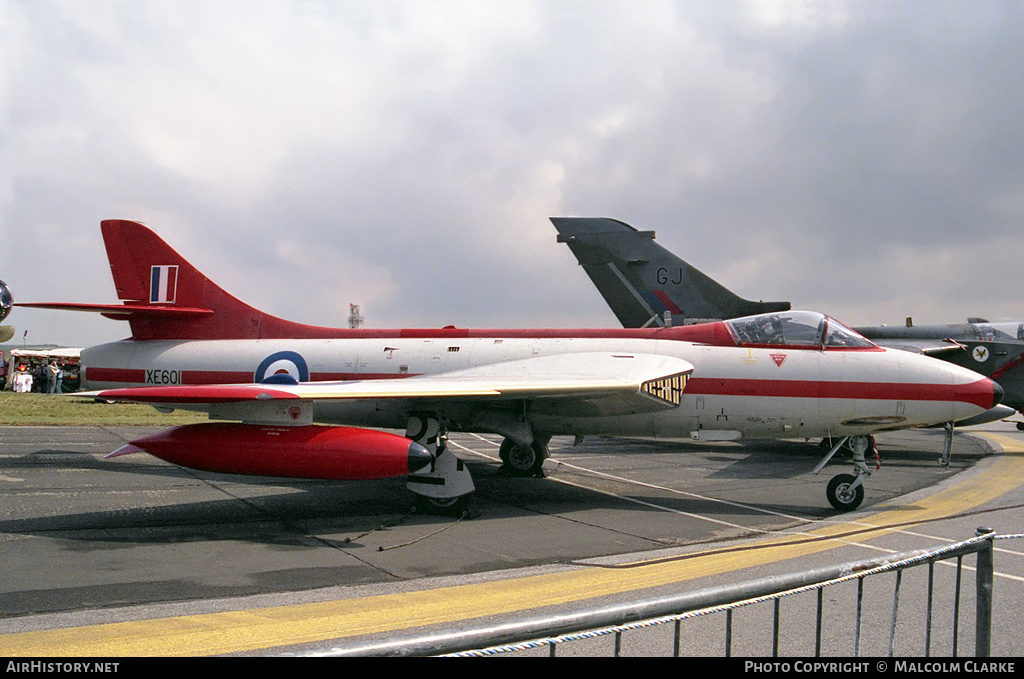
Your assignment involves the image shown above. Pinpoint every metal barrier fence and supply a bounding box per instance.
[320,528,1020,657]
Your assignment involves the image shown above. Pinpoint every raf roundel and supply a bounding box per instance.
[254,351,310,384]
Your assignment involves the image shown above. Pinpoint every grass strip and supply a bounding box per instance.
[0,392,206,426]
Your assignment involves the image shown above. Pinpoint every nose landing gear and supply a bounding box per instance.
[814,435,877,511]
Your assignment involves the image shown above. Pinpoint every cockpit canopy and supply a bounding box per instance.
[724,311,876,349]
[973,321,1024,341]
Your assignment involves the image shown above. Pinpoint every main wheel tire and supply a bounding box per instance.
[415,493,471,516]
[499,438,547,477]
[826,473,865,511]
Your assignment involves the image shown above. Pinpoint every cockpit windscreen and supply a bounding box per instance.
[725,311,875,349]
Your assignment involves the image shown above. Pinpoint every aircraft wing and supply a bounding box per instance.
[82,352,694,424]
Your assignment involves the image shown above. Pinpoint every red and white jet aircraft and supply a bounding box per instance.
[20,220,1003,512]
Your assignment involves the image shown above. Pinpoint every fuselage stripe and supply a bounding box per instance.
[83,368,996,409]
[686,377,995,409]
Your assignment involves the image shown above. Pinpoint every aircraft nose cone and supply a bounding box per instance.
[952,374,1005,412]
[407,441,434,473]
[992,380,1005,408]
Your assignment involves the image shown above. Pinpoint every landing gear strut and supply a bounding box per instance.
[405,415,475,515]
[939,421,954,467]
[814,435,876,512]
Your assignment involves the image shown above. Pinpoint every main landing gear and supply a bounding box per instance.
[402,415,551,515]
[814,434,877,511]
[404,415,475,516]
[498,437,549,477]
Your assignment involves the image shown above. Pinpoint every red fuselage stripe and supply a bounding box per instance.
[84,368,405,383]
[84,368,997,409]
[686,377,996,409]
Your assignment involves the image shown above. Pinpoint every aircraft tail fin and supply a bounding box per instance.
[552,217,790,327]
[21,220,342,341]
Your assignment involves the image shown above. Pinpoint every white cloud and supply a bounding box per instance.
[3,1,1023,347]
[742,0,854,34]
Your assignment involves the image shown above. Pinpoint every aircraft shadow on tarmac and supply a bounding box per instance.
[0,479,424,546]
[536,430,994,517]
[558,436,826,480]
[0,454,827,549]
[473,467,825,519]
[0,430,994,547]
[553,430,991,479]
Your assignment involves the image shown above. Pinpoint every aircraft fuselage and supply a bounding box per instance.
[81,331,998,442]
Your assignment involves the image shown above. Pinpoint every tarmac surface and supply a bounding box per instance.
[1,421,1022,657]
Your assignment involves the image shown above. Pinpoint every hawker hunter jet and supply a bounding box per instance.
[18,220,1003,512]
[553,217,1024,428]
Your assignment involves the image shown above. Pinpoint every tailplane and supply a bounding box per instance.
[19,220,346,340]
[552,217,790,327]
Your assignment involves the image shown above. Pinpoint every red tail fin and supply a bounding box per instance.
[101,220,351,341]
[21,220,350,341]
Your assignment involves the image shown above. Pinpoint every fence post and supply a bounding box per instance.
[975,527,994,657]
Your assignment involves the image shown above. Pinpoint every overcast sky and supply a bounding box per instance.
[3,1,1023,348]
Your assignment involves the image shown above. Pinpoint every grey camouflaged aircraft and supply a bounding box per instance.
[552,217,1024,430]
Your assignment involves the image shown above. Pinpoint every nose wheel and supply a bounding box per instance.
[814,435,875,512]
[826,473,865,511]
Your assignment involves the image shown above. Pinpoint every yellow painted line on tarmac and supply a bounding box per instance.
[4,432,1023,657]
